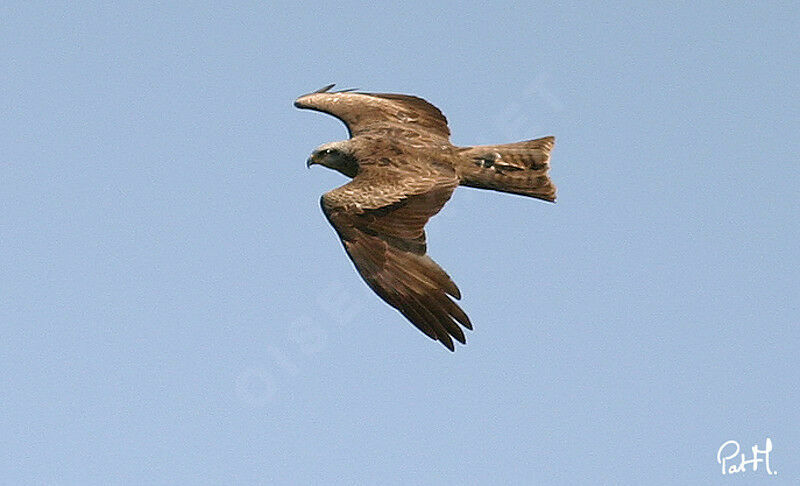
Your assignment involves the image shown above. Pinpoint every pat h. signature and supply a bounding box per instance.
[717,437,777,476]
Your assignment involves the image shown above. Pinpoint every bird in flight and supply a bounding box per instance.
[295,84,556,351]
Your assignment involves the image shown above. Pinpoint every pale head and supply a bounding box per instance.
[306,141,359,178]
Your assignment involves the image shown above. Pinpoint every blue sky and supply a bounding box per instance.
[2,2,798,484]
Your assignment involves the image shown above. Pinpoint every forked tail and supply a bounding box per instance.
[456,136,556,202]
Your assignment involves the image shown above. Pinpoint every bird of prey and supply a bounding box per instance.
[295,84,556,351]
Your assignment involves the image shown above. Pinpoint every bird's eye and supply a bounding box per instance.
[324,149,333,155]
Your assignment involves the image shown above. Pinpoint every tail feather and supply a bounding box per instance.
[456,136,556,202]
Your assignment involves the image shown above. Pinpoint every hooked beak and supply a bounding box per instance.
[306,154,317,168]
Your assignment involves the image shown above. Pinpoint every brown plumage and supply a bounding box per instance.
[295,84,556,351]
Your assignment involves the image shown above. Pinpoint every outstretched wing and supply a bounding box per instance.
[294,84,451,139]
[321,167,470,351]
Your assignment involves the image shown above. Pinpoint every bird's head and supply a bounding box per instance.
[306,141,358,178]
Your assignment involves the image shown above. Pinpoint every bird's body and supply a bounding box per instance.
[296,85,556,350]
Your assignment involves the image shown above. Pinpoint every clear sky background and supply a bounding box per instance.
[2,2,798,484]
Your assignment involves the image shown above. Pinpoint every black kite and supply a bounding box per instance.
[295,84,556,351]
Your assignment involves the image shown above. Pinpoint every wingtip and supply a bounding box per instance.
[297,83,360,100]
[295,84,336,105]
